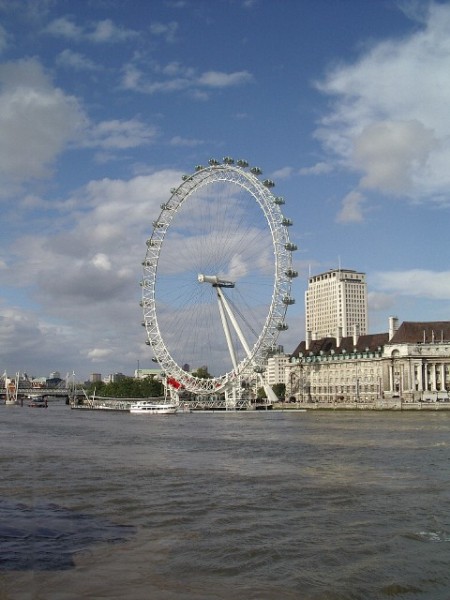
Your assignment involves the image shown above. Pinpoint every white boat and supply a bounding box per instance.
[129,401,178,415]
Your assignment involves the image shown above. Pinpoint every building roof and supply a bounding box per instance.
[291,320,450,358]
[291,332,389,358]
[389,321,450,344]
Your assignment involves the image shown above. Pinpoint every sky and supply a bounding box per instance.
[1,0,450,382]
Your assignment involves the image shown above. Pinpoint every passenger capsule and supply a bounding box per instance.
[250,166,262,175]
[263,179,275,188]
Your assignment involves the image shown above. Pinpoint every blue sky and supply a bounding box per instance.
[1,0,450,381]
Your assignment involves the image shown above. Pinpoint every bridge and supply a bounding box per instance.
[0,388,83,400]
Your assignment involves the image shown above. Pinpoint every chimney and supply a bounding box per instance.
[353,323,359,347]
[389,316,399,341]
[305,330,312,351]
[336,326,342,348]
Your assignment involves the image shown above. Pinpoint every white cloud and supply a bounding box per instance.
[368,291,396,312]
[169,136,204,147]
[354,120,436,194]
[197,70,253,88]
[1,169,182,376]
[56,49,99,71]
[0,58,85,184]
[316,2,450,205]
[85,118,158,150]
[45,16,138,43]
[88,19,138,43]
[91,253,112,271]
[336,190,365,223]
[45,17,83,40]
[271,166,294,179]
[299,161,333,176]
[122,62,253,95]
[373,269,450,300]
[149,21,178,43]
[86,348,114,361]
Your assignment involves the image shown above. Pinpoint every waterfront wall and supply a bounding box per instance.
[275,400,450,410]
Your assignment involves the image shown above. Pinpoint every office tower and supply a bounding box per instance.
[305,269,368,340]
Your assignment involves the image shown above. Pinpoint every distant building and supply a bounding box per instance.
[134,368,161,379]
[305,268,368,340]
[103,373,125,384]
[266,353,289,386]
[285,318,450,405]
[89,373,102,383]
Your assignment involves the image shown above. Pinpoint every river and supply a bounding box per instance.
[1,404,450,599]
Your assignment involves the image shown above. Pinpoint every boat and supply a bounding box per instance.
[129,401,178,415]
[27,395,48,408]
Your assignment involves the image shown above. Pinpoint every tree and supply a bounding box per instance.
[192,366,211,379]
[272,383,286,400]
[84,376,163,398]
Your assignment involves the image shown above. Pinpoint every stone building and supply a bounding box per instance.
[384,319,450,402]
[285,318,450,405]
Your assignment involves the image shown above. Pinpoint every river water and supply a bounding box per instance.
[1,405,450,599]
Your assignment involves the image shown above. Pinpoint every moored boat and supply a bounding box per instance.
[27,395,48,408]
[129,401,178,415]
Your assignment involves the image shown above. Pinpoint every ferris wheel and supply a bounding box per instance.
[141,157,298,404]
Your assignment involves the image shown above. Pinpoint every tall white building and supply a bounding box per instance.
[305,269,368,340]
[266,353,289,386]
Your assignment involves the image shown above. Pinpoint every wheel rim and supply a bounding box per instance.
[141,162,296,395]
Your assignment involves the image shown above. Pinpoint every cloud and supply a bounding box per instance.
[122,62,253,95]
[354,120,436,194]
[88,19,138,43]
[45,16,138,43]
[91,253,112,271]
[56,49,99,71]
[169,136,204,147]
[373,269,450,300]
[0,23,8,53]
[149,21,178,43]
[197,70,253,88]
[84,118,159,150]
[336,190,365,223]
[368,291,396,312]
[86,348,114,361]
[44,16,83,40]
[315,2,450,205]
[0,58,85,185]
[1,169,182,376]
[299,162,333,176]
[271,166,294,179]
[0,308,74,375]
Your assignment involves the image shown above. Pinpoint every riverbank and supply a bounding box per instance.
[273,400,450,410]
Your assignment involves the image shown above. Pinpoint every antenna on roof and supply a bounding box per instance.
[338,255,341,271]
